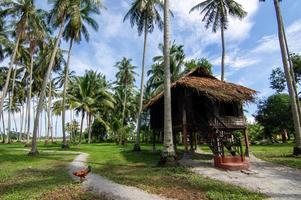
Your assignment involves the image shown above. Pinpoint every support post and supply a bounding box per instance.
[182,101,188,152]
[173,131,177,152]
[189,133,194,152]
[244,129,250,157]
[152,130,156,152]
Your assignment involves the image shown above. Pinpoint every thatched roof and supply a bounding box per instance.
[144,67,256,109]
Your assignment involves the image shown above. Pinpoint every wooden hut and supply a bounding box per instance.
[144,67,256,170]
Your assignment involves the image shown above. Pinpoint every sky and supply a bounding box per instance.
[3,0,301,136]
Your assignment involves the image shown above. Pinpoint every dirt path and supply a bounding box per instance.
[180,153,301,200]
[68,152,169,200]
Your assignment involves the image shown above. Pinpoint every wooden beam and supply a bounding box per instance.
[182,93,188,152]
[244,129,250,157]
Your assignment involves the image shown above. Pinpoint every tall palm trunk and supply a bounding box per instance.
[1,112,5,143]
[88,113,92,144]
[55,115,58,141]
[62,39,73,149]
[134,21,148,152]
[20,104,24,141]
[51,114,54,143]
[7,67,17,143]
[29,19,65,156]
[26,52,34,144]
[79,111,85,144]
[274,0,301,155]
[13,113,18,133]
[122,82,128,126]
[282,27,301,117]
[160,0,176,165]
[46,79,52,144]
[220,0,226,81]
[0,37,20,123]
[7,92,11,143]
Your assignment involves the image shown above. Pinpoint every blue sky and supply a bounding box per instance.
[3,0,301,135]
[51,0,300,122]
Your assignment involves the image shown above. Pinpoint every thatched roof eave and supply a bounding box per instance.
[144,76,257,110]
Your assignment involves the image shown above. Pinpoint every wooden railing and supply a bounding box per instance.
[209,116,246,129]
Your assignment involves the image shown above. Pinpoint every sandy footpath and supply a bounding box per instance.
[180,152,301,200]
[68,152,170,200]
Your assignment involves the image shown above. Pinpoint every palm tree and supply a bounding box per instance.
[0,0,37,125]
[24,9,47,145]
[190,0,247,81]
[124,0,165,151]
[263,0,301,155]
[160,0,176,165]
[52,99,62,142]
[69,71,114,144]
[0,17,9,62]
[146,42,185,95]
[114,58,137,126]
[60,0,101,149]
[28,0,70,155]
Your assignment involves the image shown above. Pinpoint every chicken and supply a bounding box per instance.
[73,166,92,182]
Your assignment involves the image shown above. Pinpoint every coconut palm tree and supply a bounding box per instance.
[28,0,70,155]
[261,0,301,155]
[52,99,62,142]
[114,58,137,126]
[69,71,114,144]
[146,42,185,95]
[190,0,247,81]
[124,0,165,151]
[29,0,103,154]
[160,0,176,165]
[60,0,101,149]
[0,0,38,124]
[0,17,9,62]
[24,9,48,145]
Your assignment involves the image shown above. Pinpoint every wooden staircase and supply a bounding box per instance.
[208,114,249,170]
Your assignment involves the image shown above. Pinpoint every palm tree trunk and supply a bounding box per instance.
[79,111,85,144]
[51,114,54,143]
[122,82,128,127]
[88,113,92,144]
[220,0,226,81]
[44,105,48,144]
[282,26,301,118]
[55,115,58,142]
[274,0,301,155]
[46,79,52,144]
[0,37,20,123]
[20,104,24,141]
[62,39,73,149]
[26,52,34,144]
[7,92,11,143]
[24,91,28,142]
[13,113,17,133]
[29,18,65,156]
[8,67,17,143]
[2,111,5,143]
[134,21,148,152]
[160,0,176,165]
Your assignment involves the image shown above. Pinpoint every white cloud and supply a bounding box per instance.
[253,20,301,54]
[171,0,259,43]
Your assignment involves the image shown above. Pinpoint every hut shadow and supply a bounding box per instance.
[179,151,214,168]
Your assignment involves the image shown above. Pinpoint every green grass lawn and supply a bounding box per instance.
[0,143,100,200]
[0,142,265,200]
[70,143,265,200]
[250,143,301,169]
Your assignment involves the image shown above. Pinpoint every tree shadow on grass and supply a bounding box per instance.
[0,149,75,163]
[0,164,74,199]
